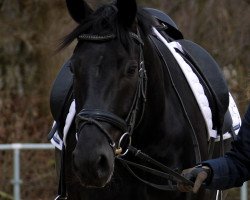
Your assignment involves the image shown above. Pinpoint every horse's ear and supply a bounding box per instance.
[66,0,93,24]
[116,0,137,27]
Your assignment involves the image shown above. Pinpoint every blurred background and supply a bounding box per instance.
[0,0,249,199]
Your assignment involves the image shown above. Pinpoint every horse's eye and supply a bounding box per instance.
[126,65,137,76]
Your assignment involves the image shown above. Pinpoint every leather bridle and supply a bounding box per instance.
[75,30,147,156]
[55,29,194,200]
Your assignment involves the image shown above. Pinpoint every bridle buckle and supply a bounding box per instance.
[116,132,132,157]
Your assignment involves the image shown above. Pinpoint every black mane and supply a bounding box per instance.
[60,3,156,51]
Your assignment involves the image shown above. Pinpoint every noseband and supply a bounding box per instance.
[75,30,147,156]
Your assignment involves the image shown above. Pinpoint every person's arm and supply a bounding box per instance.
[203,106,250,189]
[179,105,250,192]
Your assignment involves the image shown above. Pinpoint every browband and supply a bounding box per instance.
[78,32,144,45]
[78,34,116,41]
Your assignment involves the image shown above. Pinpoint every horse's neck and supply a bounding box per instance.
[134,40,208,167]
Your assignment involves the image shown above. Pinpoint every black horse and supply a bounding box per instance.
[51,0,234,199]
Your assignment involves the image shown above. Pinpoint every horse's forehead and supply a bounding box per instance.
[73,41,130,67]
[75,42,106,57]
[76,41,124,55]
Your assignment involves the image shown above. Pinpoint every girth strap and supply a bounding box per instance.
[55,144,67,200]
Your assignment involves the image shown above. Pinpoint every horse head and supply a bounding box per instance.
[65,0,145,188]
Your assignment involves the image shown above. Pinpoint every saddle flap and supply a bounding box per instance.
[50,61,73,122]
[178,39,229,129]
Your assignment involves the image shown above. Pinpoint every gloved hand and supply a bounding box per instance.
[178,165,211,193]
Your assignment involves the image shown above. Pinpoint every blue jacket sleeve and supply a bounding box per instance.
[202,104,250,190]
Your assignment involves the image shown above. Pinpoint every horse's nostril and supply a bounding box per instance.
[95,154,110,179]
[96,155,108,170]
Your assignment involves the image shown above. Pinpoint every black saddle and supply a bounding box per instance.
[145,8,231,135]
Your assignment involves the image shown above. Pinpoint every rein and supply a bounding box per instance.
[118,146,194,189]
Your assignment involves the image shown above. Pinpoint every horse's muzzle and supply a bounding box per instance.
[72,126,115,187]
